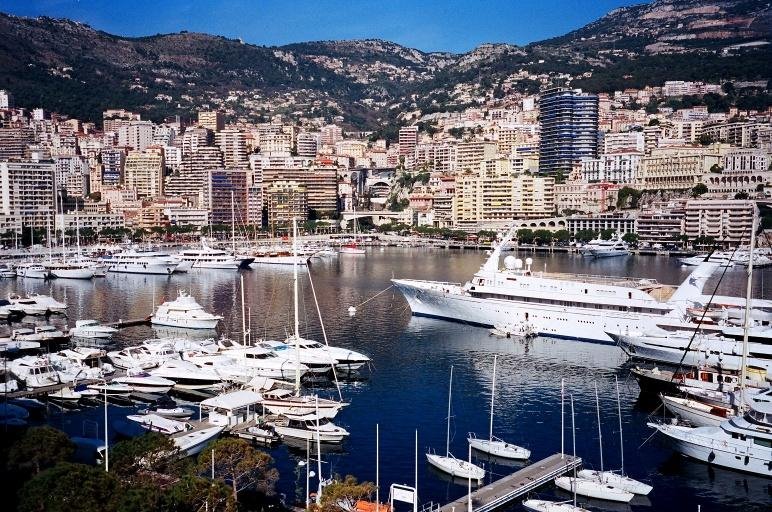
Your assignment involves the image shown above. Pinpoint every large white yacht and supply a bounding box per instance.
[151,291,222,330]
[588,235,630,258]
[392,225,720,344]
[106,250,178,275]
[47,261,95,280]
[649,388,772,477]
[175,240,253,270]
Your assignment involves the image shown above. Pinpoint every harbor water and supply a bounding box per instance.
[2,248,770,511]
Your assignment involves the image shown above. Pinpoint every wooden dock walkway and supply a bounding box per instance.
[438,453,581,512]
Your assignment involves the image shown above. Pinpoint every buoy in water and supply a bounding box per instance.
[348,306,357,315]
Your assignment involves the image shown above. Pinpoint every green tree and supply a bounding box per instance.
[18,462,119,512]
[197,438,278,504]
[617,187,642,209]
[552,230,570,243]
[516,228,535,244]
[533,229,553,245]
[164,475,235,512]
[600,229,615,240]
[691,183,709,197]
[8,426,75,475]
[575,229,599,243]
[698,133,714,146]
[477,230,497,241]
[110,432,182,485]
[647,117,660,126]
[319,475,375,512]
[622,232,639,246]
[734,191,750,200]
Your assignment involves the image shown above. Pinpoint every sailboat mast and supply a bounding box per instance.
[315,396,323,505]
[739,207,757,412]
[615,376,624,475]
[230,190,236,254]
[75,209,81,263]
[595,381,604,476]
[560,378,565,459]
[293,218,301,395]
[446,366,453,457]
[570,394,576,508]
[488,355,497,443]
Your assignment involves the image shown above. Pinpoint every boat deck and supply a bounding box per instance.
[438,453,581,512]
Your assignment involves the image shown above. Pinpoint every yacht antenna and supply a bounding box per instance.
[739,206,757,413]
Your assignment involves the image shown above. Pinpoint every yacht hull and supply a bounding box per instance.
[426,453,485,480]
[50,268,95,279]
[651,423,772,477]
[392,279,652,344]
[468,437,530,459]
[108,262,177,275]
[151,317,221,330]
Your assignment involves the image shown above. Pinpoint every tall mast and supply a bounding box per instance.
[570,394,577,508]
[595,381,604,478]
[739,206,757,413]
[446,365,453,457]
[615,376,625,475]
[560,378,564,459]
[315,396,323,505]
[488,355,497,443]
[293,218,301,395]
[230,190,236,254]
[75,209,81,263]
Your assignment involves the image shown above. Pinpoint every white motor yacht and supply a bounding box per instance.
[189,347,309,381]
[107,346,160,370]
[260,393,347,419]
[69,320,118,339]
[588,235,630,258]
[87,382,132,396]
[47,261,95,280]
[271,412,350,444]
[114,369,175,393]
[172,425,224,457]
[649,388,772,476]
[16,262,49,279]
[258,338,338,374]
[28,293,67,314]
[175,240,253,270]
[105,250,178,275]
[611,329,772,373]
[127,414,192,435]
[9,356,62,388]
[151,291,223,330]
[392,223,725,344]
[150,359,223,390]
[7,296,48,316]
[276,337,370,373]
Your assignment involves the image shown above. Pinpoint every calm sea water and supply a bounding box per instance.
[4,249,771,512]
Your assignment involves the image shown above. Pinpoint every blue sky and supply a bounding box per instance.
[2,0,645,53]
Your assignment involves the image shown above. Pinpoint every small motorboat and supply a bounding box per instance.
[522,500,590,512]
[69,320,118,339]
[172,425,224,457]
[114,369,175,393]
[127,413,192,435]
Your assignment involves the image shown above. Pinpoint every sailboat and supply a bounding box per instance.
[49,207,94,280]
[554,382,634,503]
[576,378,652,495]
[339,207,365,255]
[426,366,485,481]
[259,218,348,419]
[523,393,589,512]
[467,355,530,459]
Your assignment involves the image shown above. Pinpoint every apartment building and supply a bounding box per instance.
[216,129,249,169]
[539,88,599,176]
[636,202,686,246]
[261,165,338,216]
[207,169,249,225]
[456,141,496,173]
[580,150,641,183]
[296,132,319,157]
[0,160,56,230]
[117,121,154,151]
[265,180,308,229]
[198,111,225,132]
[124,147,164,198]
[398,126,418,157]
[683,200,755,246]
[636,147,720,191]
